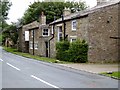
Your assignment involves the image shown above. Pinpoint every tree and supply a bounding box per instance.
[21,1,87,25]
[0,0,12,45]
[2,23,18,45]
[0,0,12,29]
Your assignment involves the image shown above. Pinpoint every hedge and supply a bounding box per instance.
[56,39,88,63]
[56,40,70,61]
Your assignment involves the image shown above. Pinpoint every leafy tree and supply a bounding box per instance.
[0,0,12,29]
[2,23,18,45]
[0,0,12,45]
[21,1,87,25]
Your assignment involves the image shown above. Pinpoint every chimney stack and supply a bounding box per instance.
[97,0,108,5]
[63,7,71,16]
[39,12,46,25]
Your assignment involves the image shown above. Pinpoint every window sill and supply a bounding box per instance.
[42,35,49,37]
[71,30,76,31]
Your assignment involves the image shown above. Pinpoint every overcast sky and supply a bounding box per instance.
[6,0,97,24]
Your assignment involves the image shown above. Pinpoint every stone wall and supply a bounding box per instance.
[18,26,29,53]
[49,25,60,58]
[18,27,22,52]
[49,17,89,58]
[29,25,50,57]
[29,28,39,55]
[88,3,119,63]
[65,17,89,42]
[118,3,120,61]
[49,3,119,63]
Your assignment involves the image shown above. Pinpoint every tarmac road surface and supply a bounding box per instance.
[0,48,118,89]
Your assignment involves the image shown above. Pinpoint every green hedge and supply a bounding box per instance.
[56,40,70,61]
[56,39,88,63]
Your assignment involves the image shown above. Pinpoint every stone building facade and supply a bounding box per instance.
[28,13,50,57]
[18,12,50,57]
[49,8,89,58]
[18,21,39,53]
[18,0,120,63]
[18,25,29,53]
[38,24,50,57]
[88,0,120,63]
[49,0,120,62]
[28,21,39,55]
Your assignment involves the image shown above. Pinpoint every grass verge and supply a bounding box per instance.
[100,71,120,80]
[3,47,71,64]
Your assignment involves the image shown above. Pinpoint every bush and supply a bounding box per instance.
[56,40,70,61]
[56,39,88,63]
[68,39,88,63]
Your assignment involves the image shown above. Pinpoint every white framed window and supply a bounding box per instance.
[34,43,38,50]
[25,31,29,41]
[72,20,77,31]
[29,41,33,49]
[70,36,77,42]
[70,38,77,42]
[42,29,49,36]
[58,26,62,41]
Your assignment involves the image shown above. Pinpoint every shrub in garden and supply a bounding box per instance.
[56,39,88,63]
[56,40,70,61]
[68,39,88,63]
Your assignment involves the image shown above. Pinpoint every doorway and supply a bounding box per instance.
[45,41,48,57]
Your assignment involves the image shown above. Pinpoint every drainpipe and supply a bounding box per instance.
[48,25,55,58]
[48,16,56,58]
[33,30,34,55]
[62,15,66,40]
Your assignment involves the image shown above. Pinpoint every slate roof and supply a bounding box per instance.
[22,21,39,30]
[50,0,120,25]
[39,24,49,28]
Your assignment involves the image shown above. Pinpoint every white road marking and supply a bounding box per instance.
[31,75,59,88]
[0,59,3,62]
[7,63,20,71]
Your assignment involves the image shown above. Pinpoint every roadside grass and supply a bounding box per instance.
[3,47,71,64]
[100,71,120,80]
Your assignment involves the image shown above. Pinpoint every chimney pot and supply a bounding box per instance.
[97,0,108,5]
[63,7,71,16]
[39,12,46,25]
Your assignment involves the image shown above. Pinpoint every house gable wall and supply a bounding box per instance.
[88,3,119,63]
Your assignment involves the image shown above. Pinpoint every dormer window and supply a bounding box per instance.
[42,29,49,36]
[72,20,77,31]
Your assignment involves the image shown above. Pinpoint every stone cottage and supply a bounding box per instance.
[29,12,50,57]
[49,0,120,63]
[18,21,39,53]
[18,25,29,53]
[18,12,50,56]
[49,7,89,58]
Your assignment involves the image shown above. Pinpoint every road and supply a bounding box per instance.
[0,48,118,89]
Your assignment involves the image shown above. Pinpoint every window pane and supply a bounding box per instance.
[43,29,48,36]
[72,20,76,30]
